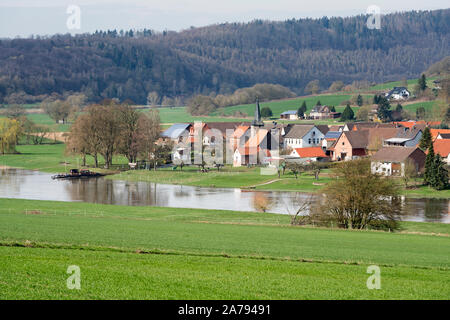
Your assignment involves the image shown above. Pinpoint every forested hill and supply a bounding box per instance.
[0,9,449,105]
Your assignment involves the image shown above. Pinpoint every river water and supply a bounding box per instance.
[0,169,449,223]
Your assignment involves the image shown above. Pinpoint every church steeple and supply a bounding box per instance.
[251,98,264,127]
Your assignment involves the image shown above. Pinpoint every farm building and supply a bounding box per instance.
[280,110,299,120]
[371,147,426,176]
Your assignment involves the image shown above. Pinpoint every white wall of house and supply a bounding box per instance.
[233,149,243,167]
[371,161,406,176]
[371,161,393,176]
[284,128,325,149]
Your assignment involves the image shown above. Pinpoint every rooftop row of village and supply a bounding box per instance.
[162,99,450,177]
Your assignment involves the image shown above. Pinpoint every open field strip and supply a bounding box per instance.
[0,199,448,299]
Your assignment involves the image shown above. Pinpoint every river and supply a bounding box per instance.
[0,169,449,223]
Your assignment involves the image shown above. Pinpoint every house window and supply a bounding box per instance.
[308,139,311,144]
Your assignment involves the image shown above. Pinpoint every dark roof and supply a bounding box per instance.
[324,131,342,139]
[316,125,330,135]
[386,87,410,97]
[284,125,314,139]
[161,123,191,139]
[371,147,424,163]
[438,133,450,139]
[207,122,250,137]
[311,105,331,113]
[344,131,369,149]
[395,125,422,140]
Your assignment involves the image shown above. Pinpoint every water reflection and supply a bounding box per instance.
[0,169,448,223]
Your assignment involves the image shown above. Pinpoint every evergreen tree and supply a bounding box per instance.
[315,100,321,106]
[416,106,426,120]
[424,143,435,185]
[395,103,403,113]
[260,106,273,118]
[418,74,427,91]
[431,154,449,190]
[377,96,392,122]
[297,101,307,117]
[330,106,336,112]
[373,95,380,104]
[356,94,363,106]
[419,127,432,150]
[340,104,355,121]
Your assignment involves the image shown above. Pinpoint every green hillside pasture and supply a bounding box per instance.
[210,94,368,118]
[149,107,250,124]
[369,77,438,92]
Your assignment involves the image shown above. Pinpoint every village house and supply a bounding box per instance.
[229,125,250,151]
[384,125,423,147]
[371,147,426,176]
[161,123,192,144]
[329,130,369,161]
[280,110,299,120]
[322,131,342,156]
[283,124,326,149]
[309,105,341,120]
[233,100,278,167]
[289,147,328,162]
[385,87,410,100]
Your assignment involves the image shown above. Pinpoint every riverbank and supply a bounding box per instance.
[0,198,448,299]
[1,143,450,198]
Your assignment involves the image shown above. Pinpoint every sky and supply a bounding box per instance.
[0,0,448,38]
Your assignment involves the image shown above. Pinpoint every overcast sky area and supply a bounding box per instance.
[0,0,448,38]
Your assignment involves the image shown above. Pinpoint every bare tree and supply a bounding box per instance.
[147,91,160,107]
[312,159,402,231]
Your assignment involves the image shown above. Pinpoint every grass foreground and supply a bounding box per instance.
[0,198,449,299]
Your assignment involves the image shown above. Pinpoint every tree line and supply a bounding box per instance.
[0,9,448,105]
[67,102,162,169]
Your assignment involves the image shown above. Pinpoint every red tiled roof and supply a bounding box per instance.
[293,147,327,158]
[433,139,450,157]
[430,129,450,140]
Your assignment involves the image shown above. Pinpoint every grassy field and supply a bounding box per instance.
[0,143,128,173]
[0,198,448,299]
[210,94,365,119]
[110,166,332,191]
[368,77,438,92]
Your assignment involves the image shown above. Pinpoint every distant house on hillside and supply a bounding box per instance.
[309,105,340,119]
[283,125,326,149]
[280,110,299,120]
[385,87,410,100]
[371,147,426,176]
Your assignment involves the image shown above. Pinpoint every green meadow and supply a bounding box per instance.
[210,94,363,118]
[0,198,448,299]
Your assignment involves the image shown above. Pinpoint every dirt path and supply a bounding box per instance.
[244,179,282,189]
